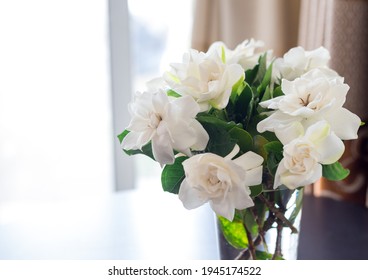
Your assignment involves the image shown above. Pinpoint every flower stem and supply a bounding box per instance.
[258,194,298,233]
[235,214,276,260]
[272,218,283,259]
[243,223,256,260]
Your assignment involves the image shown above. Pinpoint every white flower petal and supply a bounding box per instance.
[152,133,175,165]
[274,121,304,144]
[280,164,322,189]
[317,132,345,164]
[243,166,263,187]
[189,120,209,151]
[325,107,361,140]
[304,121,331,144]
[257,111,301,133]
[178,180,208,209]
[121,130,152,150]
[233,151,264,171]
[273,160,286,189]
[171,95,200,119]
[259,96,284,109]
[210,200,235,221]
[228,186,254,212]
[152,90,168,114]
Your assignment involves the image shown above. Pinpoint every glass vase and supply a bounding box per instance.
[217,188,303,260]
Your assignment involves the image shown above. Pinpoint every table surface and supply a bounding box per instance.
[0,189,367,260]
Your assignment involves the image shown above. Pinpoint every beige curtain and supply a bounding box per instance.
[298,0,368,206]
[191,0,301,56]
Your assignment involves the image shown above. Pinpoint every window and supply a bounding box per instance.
[0,1,113,205]
[127,0,194,190]
[0,0,195,208]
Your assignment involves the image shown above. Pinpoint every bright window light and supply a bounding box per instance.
[0,0,113,205]
[127,0,194,189]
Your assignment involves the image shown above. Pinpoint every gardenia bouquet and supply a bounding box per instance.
[119,39,361,259]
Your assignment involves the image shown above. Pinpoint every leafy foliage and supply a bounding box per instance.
[161,156,188,194]
[322,161,350,181]
[218,215,248,249]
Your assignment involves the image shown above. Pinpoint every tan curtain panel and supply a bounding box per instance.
[299,0,368,206]
[191,0,301,56]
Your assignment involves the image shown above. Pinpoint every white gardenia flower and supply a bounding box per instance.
[273,46,334,81]
[207,39,265,70]
[257,68,361,140]
[121,90,209,165]
[163,49,244,112]
[178,145,264,221]
[274,121,345,190]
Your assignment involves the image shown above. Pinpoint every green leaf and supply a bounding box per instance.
[272,85,284,98]
[117,130,155,160]
[230,79,246,104]
[254,53,267,86]
[260,85,271,103]
[218,216,248,249]
[264,141,284,176]
[196,114,241,131]
[161,156,188,194]
[202,123,236,157]
[228,127,253,152]
[249,184,263,198]
[322,161,350,181]
[264,141,283,154]
[257,62,273,96]
[166,89,181,98]
[245,64,259,85]
[253,135,269,160]
[228,82,255,126]
[243,209,259,237]
[267,153,282,177]
[232,84,256,129]
[255,250,284,260]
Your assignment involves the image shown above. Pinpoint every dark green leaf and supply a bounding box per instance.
[218,216,248,249]
[117,129,129,143]
[245,64,259,85]
[322,161,350,181]
[202,123,236,157]
[260,86,271,103]
[249,184,263,198]
[228,83,255,127]
[264,141,283,154]
[244,209,259,237]
[230,79,246,104]
[272,86,284,98]
[161,156,188,194]
[267,153,283,177]
[228,127,253,152]
[264,141,284,176]
[252,135,269,160]
[257,62,273,96]
[196,114,241,131]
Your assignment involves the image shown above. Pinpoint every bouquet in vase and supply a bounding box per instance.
[118,39,361,259]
